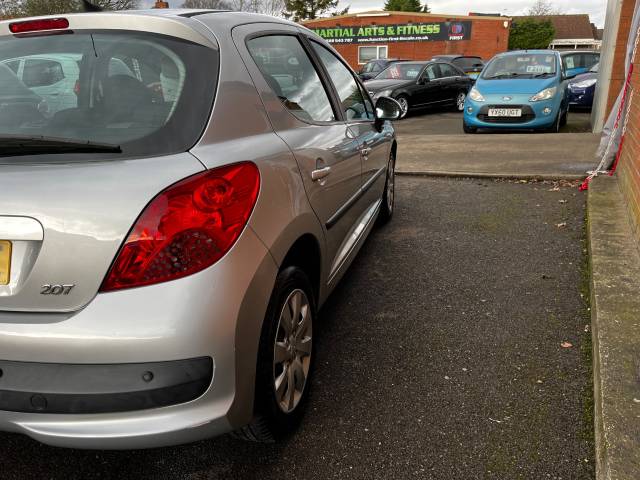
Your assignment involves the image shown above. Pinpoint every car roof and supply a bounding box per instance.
[392,61,429,66]
[0,10,301,40]
[433,55,481,59]
[494,50,560,60]
[559,50,600,55]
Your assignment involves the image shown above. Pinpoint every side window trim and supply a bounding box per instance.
[302,36,351,122]
[306,37,375,124]
[244,30,343,126]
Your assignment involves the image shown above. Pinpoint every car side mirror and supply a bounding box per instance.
[375,96,402,123]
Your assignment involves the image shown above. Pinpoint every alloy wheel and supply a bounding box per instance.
[273,289,312,414]
[456,92,467,111]
[396,97,409,118]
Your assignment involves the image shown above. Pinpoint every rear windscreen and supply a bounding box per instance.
[453,57,483,70]
[0,30,218,159]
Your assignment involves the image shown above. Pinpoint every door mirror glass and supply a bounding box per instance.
[375,96,402,120]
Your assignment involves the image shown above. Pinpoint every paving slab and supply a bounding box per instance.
[587,176,640,480]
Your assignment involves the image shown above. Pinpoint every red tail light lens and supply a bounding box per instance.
[100,162,260,292]
[9,18,69,34]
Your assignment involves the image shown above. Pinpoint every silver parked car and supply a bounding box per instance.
[0,9,400,448]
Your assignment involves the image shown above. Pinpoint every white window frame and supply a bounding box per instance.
[358,45,388,65]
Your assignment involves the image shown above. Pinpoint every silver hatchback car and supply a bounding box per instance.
[0,9,400,448]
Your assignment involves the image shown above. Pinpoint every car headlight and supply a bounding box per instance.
[571,79,597,89]
[468,86,485,102]
[372,89,393,100]
[530,86,557,102]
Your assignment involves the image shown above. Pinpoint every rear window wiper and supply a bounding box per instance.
[0,135,122,157]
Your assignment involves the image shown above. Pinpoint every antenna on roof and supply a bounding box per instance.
[81,0,104,12]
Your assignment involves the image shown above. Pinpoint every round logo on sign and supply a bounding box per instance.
[450,23,464,35]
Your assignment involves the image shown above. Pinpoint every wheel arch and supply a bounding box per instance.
[279,233,322,306]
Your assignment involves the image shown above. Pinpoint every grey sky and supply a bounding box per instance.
[140,0,607,27]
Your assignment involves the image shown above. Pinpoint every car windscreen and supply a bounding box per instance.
[453,57,483,70]
[482,54,557,79]
[0,30,218,160]
[376,63,424,80]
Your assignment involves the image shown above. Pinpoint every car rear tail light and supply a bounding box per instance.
[100,162,260,292]
[9,18,69,34]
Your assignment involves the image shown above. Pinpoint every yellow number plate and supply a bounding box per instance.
[0,240,11,285]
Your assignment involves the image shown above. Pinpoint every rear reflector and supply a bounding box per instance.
[100,162,261,292]
[9,18,69,34]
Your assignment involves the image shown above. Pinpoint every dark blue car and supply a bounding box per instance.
[568,62,598,109]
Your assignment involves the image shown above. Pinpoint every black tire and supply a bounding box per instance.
[560,109,568,127]
[233,266,316,443]
[545,111,562,133]
[377,150,396,225]
[463,121,477,134]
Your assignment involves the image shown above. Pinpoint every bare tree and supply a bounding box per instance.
[0,0,23,17]
[181,0,232,8]
[2,0,137,17]
[526,0,562,16]
[182,0,283,15]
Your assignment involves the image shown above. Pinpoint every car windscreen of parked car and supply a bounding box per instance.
[0,31,218,160]
[482,53,557,79]
[376,63,424,80]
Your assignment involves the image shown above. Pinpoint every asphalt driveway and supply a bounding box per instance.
[0,177,594,480]
[394,111,600,179]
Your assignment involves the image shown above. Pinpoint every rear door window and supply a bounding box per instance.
[247,35,335,123]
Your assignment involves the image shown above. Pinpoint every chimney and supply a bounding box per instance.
[153,0,169,7]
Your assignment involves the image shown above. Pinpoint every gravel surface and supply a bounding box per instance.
[0,177,594,480]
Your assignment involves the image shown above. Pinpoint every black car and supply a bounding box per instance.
[364,61,474,118]
[358,58,409,81]
[431,55,485,79]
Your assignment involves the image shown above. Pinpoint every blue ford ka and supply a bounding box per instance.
[463,50,569,133]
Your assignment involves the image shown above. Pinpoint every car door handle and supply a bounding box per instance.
[361,147,372,156]
[311,166,331,181]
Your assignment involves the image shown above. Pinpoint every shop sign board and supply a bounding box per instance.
[311,21,472,44]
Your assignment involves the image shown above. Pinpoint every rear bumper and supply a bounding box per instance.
[0,227,278,449]
[0,357,213,414]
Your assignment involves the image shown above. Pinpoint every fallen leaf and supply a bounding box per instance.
[556,222,567,228]
[559,199,567,204]
[549,186,561,192]
[561,341,573,348]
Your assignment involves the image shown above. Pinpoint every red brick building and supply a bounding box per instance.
[605,0,640,241]
[302,11,512,70]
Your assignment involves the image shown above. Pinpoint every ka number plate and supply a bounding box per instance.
[0,240,11,285]
[488,108,522,117]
